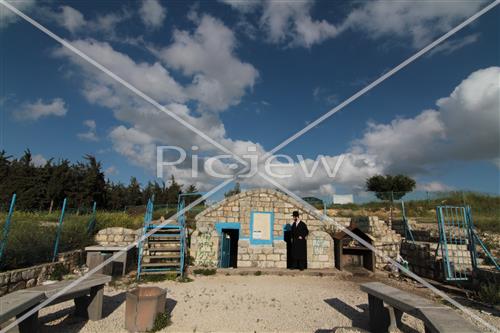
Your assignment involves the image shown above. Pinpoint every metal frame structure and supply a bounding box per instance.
[400,201,415,243]
[436,205,499,282]
[52,198,68,262]
[86,201,97,235]
[136,197,154,279]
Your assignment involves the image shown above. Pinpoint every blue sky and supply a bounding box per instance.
[1,0,499,199]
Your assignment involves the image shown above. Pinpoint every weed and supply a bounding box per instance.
[149,312,172,332]
[193,268,216,276]
[140,273,177,283]
[177,276,193,283]
[49,264,69,280]
[477,281,500,305]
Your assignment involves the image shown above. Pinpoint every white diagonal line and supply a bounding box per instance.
[256,171,499,333]
[0,177,235,333]
[262,0,500,161]
[0,0,248,167]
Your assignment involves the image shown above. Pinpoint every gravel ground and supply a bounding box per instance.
[37,275,497,333]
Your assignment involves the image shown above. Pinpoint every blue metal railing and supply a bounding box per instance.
[436,205,499,282]
[0,193,17,264]
[52,198,67,262]
[137,198,154,279]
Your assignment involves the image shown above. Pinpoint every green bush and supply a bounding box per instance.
[0,215,93,271]
[150,312,171,332]
[193,268,216,276]
[49,263,70,280]
[477,281,500,305]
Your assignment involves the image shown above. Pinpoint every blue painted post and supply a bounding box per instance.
[52,198,67,262]
[87,201,97,235]
[0,193,17,263]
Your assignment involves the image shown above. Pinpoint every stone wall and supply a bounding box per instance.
[0,250,84,296]
[307,231,334,269]
[190,229,220,267]
[353,216,402,269]
[401,240,473,280]
[191,188,344,268]
[95,227,140,246]
[237,240,287,268]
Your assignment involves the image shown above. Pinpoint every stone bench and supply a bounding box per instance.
[360,282,481,333]
[0,274,111,333]
[86,245,135,276]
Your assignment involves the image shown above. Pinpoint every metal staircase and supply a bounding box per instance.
[137,198,186,278]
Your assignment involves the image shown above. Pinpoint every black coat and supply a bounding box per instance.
[291,220,309,260]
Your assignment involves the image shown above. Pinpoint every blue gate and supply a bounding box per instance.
[436,205,499,281]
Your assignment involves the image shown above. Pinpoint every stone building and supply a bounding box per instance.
[190,188,351,269]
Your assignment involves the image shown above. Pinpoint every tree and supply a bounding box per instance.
[126,177,143,206]
[224,182,241,198]
[365,174,416,201]
[366,174,416,222]
[165,175,182,205]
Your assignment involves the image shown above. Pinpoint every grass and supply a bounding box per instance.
[192,268,216,275]
[140,273,178,282]
[329,191,500,233]
[0,210,145,271]
[150,312,172,332]
[477,281,500,305]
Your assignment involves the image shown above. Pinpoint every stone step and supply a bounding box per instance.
[141,262,180,267]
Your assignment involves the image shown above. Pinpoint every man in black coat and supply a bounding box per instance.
[291,210,309,270]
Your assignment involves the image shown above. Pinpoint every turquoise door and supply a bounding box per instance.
[220,232,231,268]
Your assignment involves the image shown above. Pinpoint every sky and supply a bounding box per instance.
[0,0,499,201]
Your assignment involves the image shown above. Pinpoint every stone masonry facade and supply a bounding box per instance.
[191,188,350,269]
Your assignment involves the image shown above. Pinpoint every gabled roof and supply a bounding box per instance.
[195,188,324,221]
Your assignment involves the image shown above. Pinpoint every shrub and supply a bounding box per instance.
[50,263,70,280]
[477,281,500,305]
[193,268,216,275]
[150,312,171,332]
[254,270,262,276]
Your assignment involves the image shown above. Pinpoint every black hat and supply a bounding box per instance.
[292,211,299,217]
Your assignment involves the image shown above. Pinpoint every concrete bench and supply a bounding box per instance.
[0,274,111,333]
[360,282,481,333]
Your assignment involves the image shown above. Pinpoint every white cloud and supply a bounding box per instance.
[15,98,68,121]
[41,5,130,36]
[351,67,500,174]
[140,0,167,29]
[32,154,47,167]
[221,0,487,50]
[223,0,339,48]
[59,6,86,33]
[54,39,186,104]
[0,0,35,28]
[77,119,99,141]
[417,182,454,192]
[155,15,259,111]
[341,0,486,48]
[105,165,118,176]
[426,33,480,57]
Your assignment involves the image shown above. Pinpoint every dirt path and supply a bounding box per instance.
[38,274,497,333]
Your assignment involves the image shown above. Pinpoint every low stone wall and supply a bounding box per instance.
[401,240,473,280]
[354,216,402,269]
[237,240,287,268]
[307,231,334,269]
[0,250,84,296]
[95,227,140,246]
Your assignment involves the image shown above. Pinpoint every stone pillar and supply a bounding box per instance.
[307,231,334,269]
